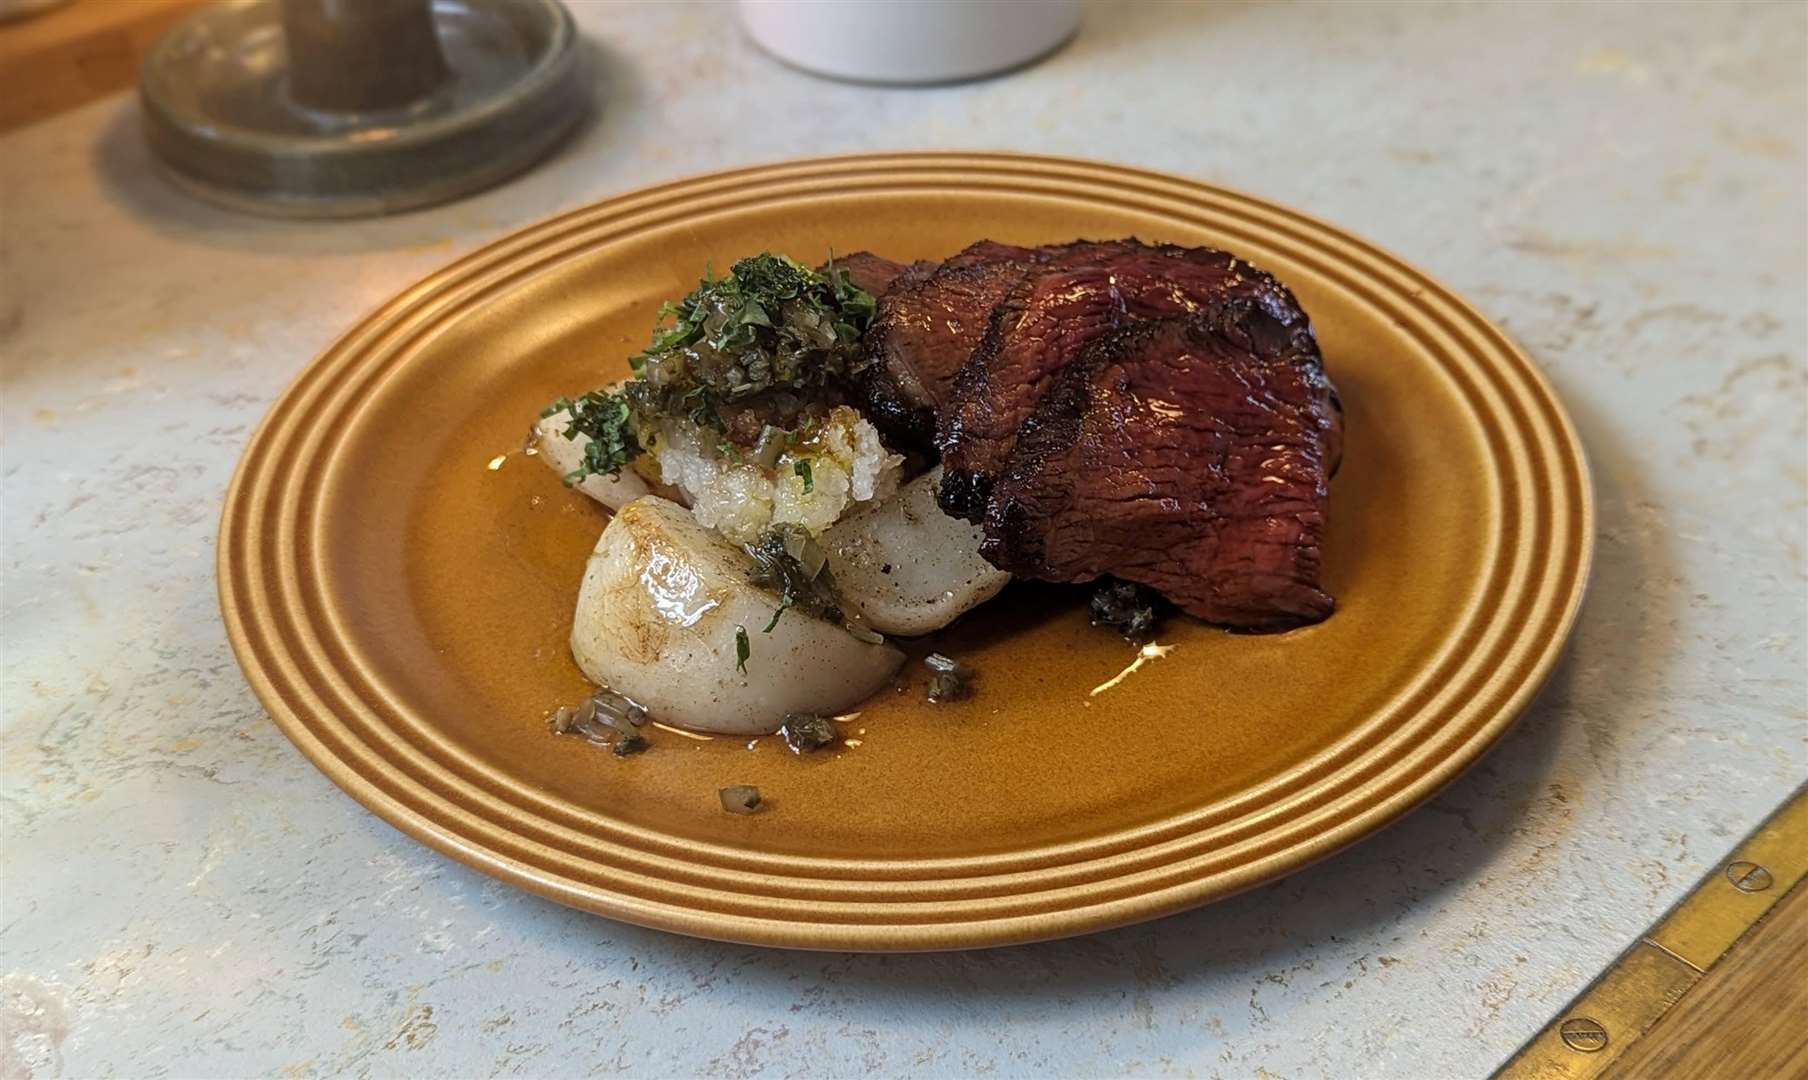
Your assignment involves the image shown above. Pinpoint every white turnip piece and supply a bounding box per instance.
[822,467,1010,636]
[571,496,903,735]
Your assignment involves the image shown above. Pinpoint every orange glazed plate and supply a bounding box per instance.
[218,153,1592,950]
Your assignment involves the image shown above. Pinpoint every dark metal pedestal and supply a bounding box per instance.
[140,0,587,218]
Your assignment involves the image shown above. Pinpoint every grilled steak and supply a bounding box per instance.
[828,252,938,298]
[939,239,1044,271]
[856,241,1049,448]
[854,240,1138,449]
[937,240,1308,520]
[981,300,1340,629]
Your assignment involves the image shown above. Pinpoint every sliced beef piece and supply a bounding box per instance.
[937,240,1310,520]
[981,300,1339,630]
[854,239,1136,449]
[826,252,938,298]
[856,241,1049,448]
[938,240,1044,271]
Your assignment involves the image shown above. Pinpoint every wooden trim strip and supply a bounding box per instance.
[1496,786,1808,1079]
[1602,878,1808,1078]
[0,0,202,133]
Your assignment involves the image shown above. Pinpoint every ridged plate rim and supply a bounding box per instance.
[218,152,1593,950]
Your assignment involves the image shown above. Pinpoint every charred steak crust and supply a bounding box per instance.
[829,252,939,446]
[856,242,1050,448]
[936,239,1311,521]
[938,239,1046,271]
[857,240,1127,452]
[826,251,938,298]
[982,300,1339,630]
[935,258,1124,518]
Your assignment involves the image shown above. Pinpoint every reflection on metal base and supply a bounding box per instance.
[139,0,587,218]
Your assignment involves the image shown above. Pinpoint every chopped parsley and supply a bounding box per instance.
[744,527,840,634]
[793,458,813,494]
[632,252,875,375]
[735,625,750,674]
[762,598,790,634]
[545,253,878,485]
[622,253,878,436]
[544,389,641,481]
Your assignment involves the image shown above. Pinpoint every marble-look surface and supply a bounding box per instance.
[3,2,1804,1076]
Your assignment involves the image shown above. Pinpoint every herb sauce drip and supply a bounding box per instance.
[745,525,841,631]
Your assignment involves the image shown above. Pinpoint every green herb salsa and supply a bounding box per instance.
[543,253,878,485]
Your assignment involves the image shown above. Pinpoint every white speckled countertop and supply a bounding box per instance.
[3,2,1804,1076]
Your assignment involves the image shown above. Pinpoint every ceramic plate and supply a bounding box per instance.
[219,153,1592,950]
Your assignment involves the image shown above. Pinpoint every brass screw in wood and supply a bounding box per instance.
[1725,861,1774,893]
[1559,1017,1610,1053]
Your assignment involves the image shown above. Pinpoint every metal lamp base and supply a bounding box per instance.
[140,0,587,218]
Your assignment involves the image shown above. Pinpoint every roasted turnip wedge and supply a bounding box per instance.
[572,496,903,736]
[823,466,1010,636]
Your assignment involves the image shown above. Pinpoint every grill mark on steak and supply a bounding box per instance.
[981,300,1339,630]
[855,239,1158,451]
[936,240,1310,520]
[936,261,1124,517]
[856,241,1050,448]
